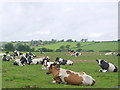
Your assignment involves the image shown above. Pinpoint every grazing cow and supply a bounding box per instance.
[96,59,118,72]
[46,63,95,86]
[2,54,12,61]
[13,56,27,66]
[55,57,73,65]
[105,52,116,55]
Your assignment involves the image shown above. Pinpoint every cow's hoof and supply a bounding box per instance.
[51,81,56,83]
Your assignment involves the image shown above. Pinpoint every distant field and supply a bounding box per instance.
[31,42,118,52]
[2,52,119,88]
[31,42,94,50]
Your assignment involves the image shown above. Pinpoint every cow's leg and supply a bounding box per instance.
[53,77,62,84]
[99,69,103,72]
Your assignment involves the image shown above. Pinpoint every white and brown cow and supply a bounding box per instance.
[46,63,95,86]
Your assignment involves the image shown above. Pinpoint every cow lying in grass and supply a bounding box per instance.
[2,54,12,61]
[42,59,55,70]
[13,56,27,66]
[46,63,95,86]
[67,50,82,57]
[55,57,73,65]
[96,59,118,72]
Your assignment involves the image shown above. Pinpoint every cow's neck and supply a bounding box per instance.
[52,68,60,77]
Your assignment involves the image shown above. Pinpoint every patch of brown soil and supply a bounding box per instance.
[71,60,95,62]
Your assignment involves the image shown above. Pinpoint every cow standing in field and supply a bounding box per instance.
[96,59,118,72]
[46,63,95,86]
[55,57,73,65]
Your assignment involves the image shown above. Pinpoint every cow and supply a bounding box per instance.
[71,52,82,57]
[2,54,12,61]
[67,50,82,57]
[46,63,95,86]
[42,59,55,70]
[23,52,36,58]
[12,50,23,59]
[105,52,116,55]
[29,56,50,65]
[55,57,73,65]
[13,56,27,66]
[117,53,120,56]
[96,59,118,72]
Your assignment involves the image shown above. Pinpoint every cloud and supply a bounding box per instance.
[1,2,118,41]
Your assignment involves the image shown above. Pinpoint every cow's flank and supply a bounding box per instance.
[64,71,83,85]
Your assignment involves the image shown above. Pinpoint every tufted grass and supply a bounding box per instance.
[2,52,119,88]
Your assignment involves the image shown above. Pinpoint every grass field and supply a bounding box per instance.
[2,52,119,88]
[31,42,118,52]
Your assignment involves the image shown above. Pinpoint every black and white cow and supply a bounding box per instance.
[42,58,55,70]
[13,50,23,59]
[117,53,120,56]
[96,59,118,72]
[72,52,82,57]
[23,52,36,58]
[67,50,82,57]
[55,57,73,65]
[28,56,50,65]
[13,56,27,66]
[2,54,12,61]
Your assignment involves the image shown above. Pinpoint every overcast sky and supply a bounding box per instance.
[0,1,118,42]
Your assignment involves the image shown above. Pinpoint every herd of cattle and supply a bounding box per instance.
[1,50,118,86]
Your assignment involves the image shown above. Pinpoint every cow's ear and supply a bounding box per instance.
[96,60,98,61]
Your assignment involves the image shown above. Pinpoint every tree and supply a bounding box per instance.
[16,45,31,51]
[84,39,88,42]
[66,39,73,42]
[55,49,61,52]
[65,45,71,50]
[4,43,15,51]
[76,43,81,48]
[81,39,84,42]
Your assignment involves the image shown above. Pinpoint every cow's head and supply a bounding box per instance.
[55,57,60,62]
[96,59,105,66]
[46,63,60,75]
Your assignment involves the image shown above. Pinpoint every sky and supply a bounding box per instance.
[0,1,118,42]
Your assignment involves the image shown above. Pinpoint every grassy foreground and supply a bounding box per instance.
[2,52,119,88]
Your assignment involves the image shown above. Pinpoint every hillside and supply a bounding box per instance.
[31,42,94,50]
[32,41,118,52]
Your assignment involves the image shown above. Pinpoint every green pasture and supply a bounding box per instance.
[81,42,118,52]
[2,52,119,88]
[31,42,118,52]
[31,42,94,50]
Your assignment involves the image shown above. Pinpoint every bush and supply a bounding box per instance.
[76,49,82,52]
[99,50,112,52]
[86,50,94,52]
[37,48,53,52]
[55,49,61,52]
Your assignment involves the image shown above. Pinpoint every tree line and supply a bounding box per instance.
[2,42,82,52]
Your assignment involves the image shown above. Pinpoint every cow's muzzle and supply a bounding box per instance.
[46,71,51,75]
